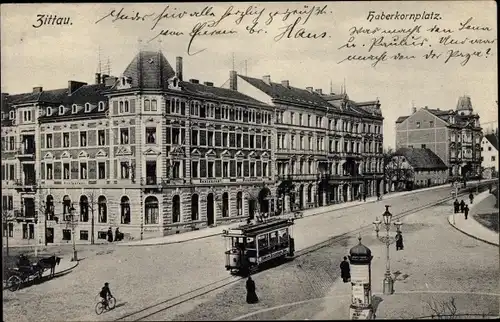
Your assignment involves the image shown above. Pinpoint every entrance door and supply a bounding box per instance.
[299,185,304,209]
[249,200,256,219]
[46,228,54,244]
[207,193,214,226]
[343,184,349,202]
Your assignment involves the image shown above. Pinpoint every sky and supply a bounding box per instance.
[1,1,497,148]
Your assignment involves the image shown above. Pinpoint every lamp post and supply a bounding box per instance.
[69,204,78,262]
[372,205,402,295]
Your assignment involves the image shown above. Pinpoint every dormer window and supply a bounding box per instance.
[121,77,126,86]
[9,111,14,119]
[59,105,65,115]
[85,103,91,113]
[98,101,105,112]
[47,107,53,116]
[72,104,78,114]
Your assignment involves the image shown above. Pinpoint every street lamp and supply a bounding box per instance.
[69,204,78,262]
[373,205,402,295]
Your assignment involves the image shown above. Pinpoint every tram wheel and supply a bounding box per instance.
[7,275,22,292]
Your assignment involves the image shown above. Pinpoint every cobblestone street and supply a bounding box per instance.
[2,185,497,321]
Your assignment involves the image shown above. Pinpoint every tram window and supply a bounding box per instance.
[278,229,289,245]
[258,235,269,249]
[246,237,256,249]
[269,231,279,249]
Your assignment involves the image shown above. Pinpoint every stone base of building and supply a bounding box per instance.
[349,306,373,320]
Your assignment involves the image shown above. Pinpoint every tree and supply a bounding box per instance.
[423,296,458,318]
[2,208,15,256]
[85,189,100,245]
[385,154,415,192]
[382,148,394,193]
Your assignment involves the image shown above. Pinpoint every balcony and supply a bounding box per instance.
[140,177,164,192]
[17,147,35,160]
[14,179,37,192]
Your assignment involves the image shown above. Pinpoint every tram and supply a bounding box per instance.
[222,216,295,275]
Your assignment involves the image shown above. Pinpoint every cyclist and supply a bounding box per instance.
[99,282,113,307]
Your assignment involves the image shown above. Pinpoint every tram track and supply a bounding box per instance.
[113,182,493,321]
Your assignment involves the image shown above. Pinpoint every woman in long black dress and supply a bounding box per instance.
[246,275,259,304]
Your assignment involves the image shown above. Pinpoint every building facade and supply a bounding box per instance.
[1,49,384,245]
[234,74,384,211]
[395,97,482,179]
[481,133,498,178]
[385,147,448,192]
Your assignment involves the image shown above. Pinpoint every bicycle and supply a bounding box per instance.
[95,294,116,315]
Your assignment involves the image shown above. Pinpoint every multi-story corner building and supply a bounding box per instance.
[481,132,498,178]
[1,50,275,245]
[395,96,482,178]
[1,49,384,245]
[233,74,384,212]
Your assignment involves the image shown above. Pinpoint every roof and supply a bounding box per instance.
[238,75,332,109]
[484,133,498,150]
[456,95,473,111]
[180,81,267,107]
[230,218,294,236]
[394,148,448,170]
[121,51,176,89]
[396,116,409,123]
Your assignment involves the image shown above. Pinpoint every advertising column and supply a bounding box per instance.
[348,236,373,320]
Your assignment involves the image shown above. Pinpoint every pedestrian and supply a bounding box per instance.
[453,199,460,213]
[107,227,113,243]
[114,227,121,241]
[489,184,492,193]
[363,193,366,202]
[376,192,381,201]
[340,256,351,283]
[246,275,259,304]
[464,205,469,220]
[469,192,474,204]
[396,232,404,251]
[460,200,465,213]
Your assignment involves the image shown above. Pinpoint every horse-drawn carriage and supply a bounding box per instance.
[5,255,61,292]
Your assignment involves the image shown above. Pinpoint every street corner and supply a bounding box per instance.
[374,291,500,319]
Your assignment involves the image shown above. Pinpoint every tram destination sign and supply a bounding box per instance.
[259,248,288,263]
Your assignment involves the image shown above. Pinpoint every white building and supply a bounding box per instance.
[481,133,498,178]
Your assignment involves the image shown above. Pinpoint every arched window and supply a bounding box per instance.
[237,191,243,216]
[98,101,105,112]
[98,196,107,223]
[72,104,78,114]
[151,99,157,111]
[46,195,54,220]
[144,99,151,111]
[62,195,71,220]
[79,195,89,222]
[191,194,199,221]
[145,196,159,224]
[84,103,91,113]
[119,101,124,113]
[124,100,130,112]
[222,192,229,217]
[59,105,65,115]
[307,185,313,203]
[172,195,181,223]
[46,107,53,116]
[121,196,130,224]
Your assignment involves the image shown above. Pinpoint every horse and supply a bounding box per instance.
[37,255,62,278]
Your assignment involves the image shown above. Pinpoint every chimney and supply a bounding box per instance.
[95,73,101,84]
[315,88,323,95]
[176,56,183,81]
[424,106,428,109]
[306,87,313,93]
[263,75,271,85]
[281,80,289,88]
[189,79,199,84]
[68,81,87,95]
[101,74,109,84]
[203,82,214,87]
[437,108,440,111]
[33,87,43,93]
[412,107,417,114]
[229,70,237,91]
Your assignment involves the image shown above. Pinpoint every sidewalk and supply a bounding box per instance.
[118,179,494,247]
[448,191,499,246]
